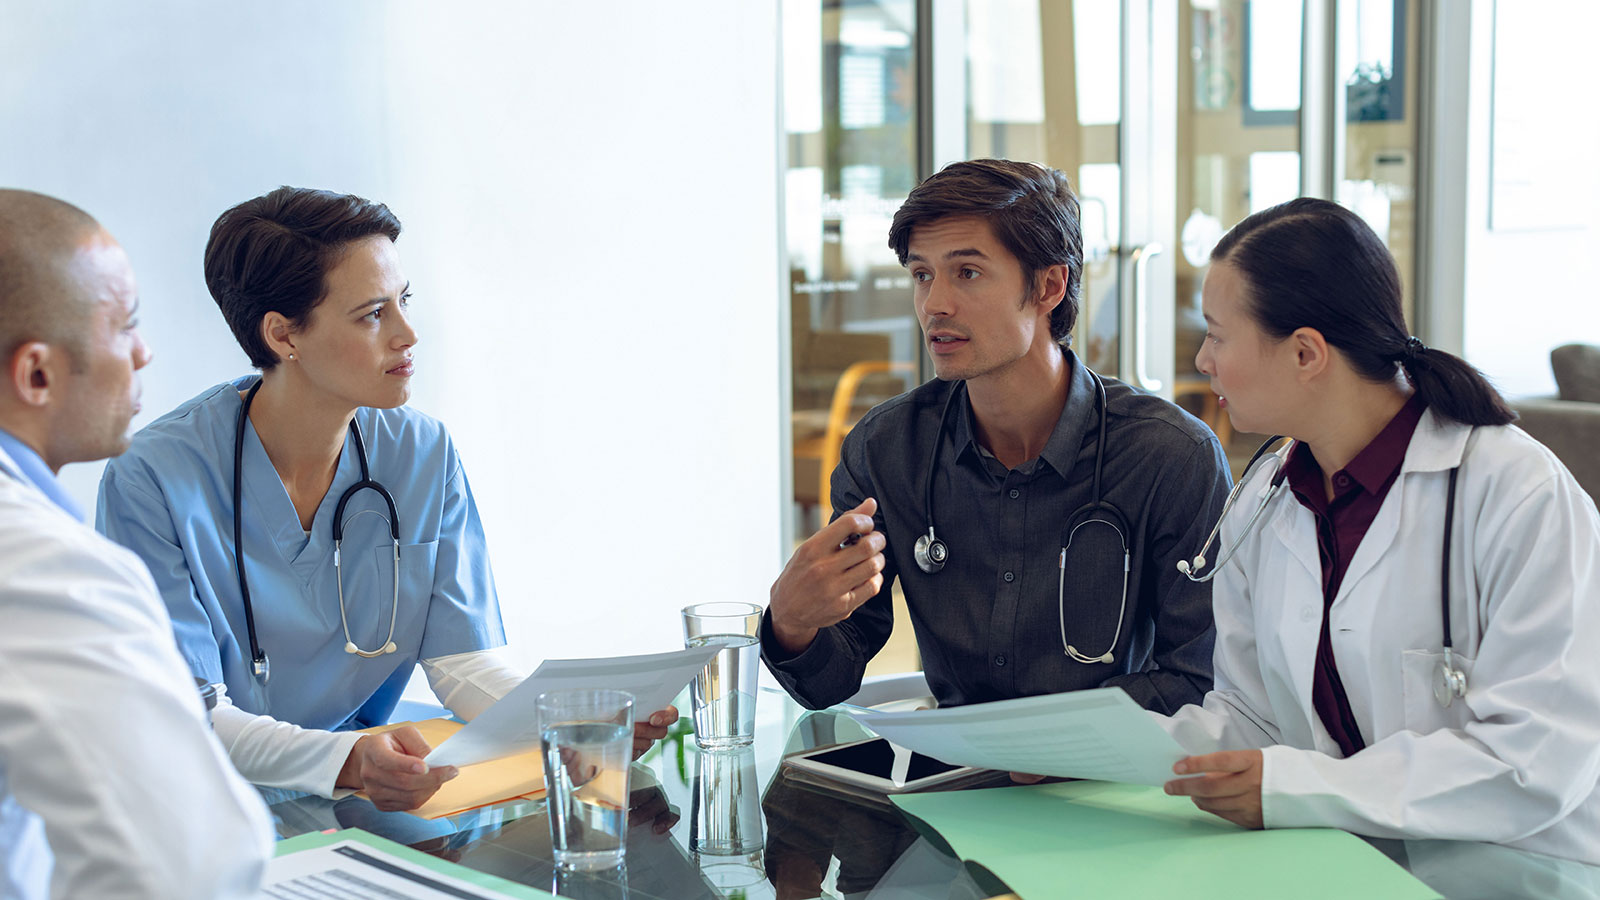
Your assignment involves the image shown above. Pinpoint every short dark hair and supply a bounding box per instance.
[888,159,1083,342]
[1213,197,1514,427]
[204,187,402,369]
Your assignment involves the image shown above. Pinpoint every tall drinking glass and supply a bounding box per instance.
[538,689,634,871]
[681,601,762,749]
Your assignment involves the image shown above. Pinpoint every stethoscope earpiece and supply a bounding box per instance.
[1066,645,1114,665]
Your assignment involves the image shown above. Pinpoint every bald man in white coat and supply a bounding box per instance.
[0,189,271,899]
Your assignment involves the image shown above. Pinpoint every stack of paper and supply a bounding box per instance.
[424,646,717,768]
[847,687,1189,784]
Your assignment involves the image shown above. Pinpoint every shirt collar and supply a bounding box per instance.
[0,427,83,518]
[1285,393,1427,501]
[949,346,1097,482]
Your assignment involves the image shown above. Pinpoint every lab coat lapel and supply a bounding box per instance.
[1268,483,1322,585]
[1337,410,1469,603]
[1336,486,1401,604]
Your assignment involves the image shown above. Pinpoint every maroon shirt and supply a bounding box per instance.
[1283,394,1427,757]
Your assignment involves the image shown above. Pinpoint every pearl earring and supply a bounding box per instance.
[287,354,295,361]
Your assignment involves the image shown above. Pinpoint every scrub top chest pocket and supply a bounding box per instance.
[345,539,439,658]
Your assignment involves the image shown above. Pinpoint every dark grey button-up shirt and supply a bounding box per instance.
[763,348,1230,712]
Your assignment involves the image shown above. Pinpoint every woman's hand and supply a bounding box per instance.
[338,726,460,812]
[1163,749,1264,829]
[632,706,678,759]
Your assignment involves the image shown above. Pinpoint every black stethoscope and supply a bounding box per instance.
[234,380,402,685]
[915,370,1131,665]
[1177,434,1469,709]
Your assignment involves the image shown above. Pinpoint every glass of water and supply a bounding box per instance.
[681,601,762,749]
[538,689,634,871]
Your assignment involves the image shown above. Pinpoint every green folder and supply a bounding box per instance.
[893,782,1440,899]
[273,828,555,898]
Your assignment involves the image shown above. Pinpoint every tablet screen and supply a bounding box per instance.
[804,739,962,781]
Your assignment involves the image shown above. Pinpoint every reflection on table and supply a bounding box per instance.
[262,687,1600,899]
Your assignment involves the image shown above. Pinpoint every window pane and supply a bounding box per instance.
[784,0,919,536]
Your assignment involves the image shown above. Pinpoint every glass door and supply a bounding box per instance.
[1170,0,1307,450]
[782,0,1417,505]
[783,0,921,538]
[952,1,1179,393]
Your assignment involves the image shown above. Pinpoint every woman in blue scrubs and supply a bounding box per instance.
[97,187,673,811]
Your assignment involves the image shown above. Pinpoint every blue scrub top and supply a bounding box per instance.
[95,376,506,731]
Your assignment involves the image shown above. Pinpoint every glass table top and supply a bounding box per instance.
[262,687,1600,900]
[263,687,1004,899]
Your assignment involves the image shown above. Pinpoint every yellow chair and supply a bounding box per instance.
[794,360,916,515]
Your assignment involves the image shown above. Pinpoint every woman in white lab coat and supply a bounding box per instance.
[1160,197,1600,864]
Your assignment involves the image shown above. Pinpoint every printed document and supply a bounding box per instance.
[848,688,1190,785]
[259,835,547,899]
[425,647,718,768]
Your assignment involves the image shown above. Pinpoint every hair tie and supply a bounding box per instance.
[1401,336,1427,364]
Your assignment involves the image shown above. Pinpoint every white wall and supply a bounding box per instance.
[0,1,785,670]
[1456,1,1600,396]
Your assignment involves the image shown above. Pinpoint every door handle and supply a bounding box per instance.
[1128,242,1164,393]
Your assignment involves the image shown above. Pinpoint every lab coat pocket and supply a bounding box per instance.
[371,540,440,653]
[1401,648,1476,732]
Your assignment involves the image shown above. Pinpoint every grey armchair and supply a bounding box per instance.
[1512,344,1600,505]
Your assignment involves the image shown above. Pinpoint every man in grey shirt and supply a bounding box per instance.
[763,159,1230,713]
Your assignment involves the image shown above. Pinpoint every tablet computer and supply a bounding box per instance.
[781,738,990,795]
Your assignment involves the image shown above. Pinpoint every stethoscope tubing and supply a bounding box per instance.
[918,369,1131,664]
[1179,435,1291,583]
[1179,430,1468,708]
[233,380,403,684]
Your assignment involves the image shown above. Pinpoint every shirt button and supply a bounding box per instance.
[1009,489,1020,499]
[1003,571,1015,583]
[994,655,1008,667]
[1335,473,1351,487]
[1302,606,1315,622]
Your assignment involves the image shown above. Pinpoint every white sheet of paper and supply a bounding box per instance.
[258,839,523,899]
[424,647,719,768]
[848,688,1189,786]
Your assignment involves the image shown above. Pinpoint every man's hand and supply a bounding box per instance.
[1163,750,1264,829]
[338,726,459,812]
[632,706,678,759]
[768,498,887,655]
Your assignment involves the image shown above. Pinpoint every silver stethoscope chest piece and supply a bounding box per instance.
[1433,647,1468,709]
[914,527,948,574]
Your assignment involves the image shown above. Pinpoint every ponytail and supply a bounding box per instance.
[1213,198,1515,428]
[1401,344,1516,427]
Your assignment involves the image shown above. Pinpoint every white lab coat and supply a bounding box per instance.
[0,445,274,900]
[1162,410,1600,864]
